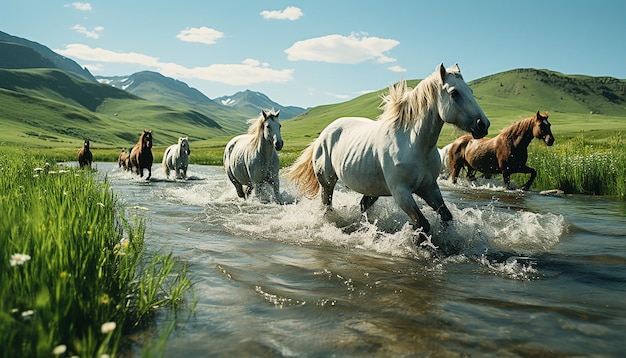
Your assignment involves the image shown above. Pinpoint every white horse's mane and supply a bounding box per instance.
[247,110,279,148]
[377,70,442,131]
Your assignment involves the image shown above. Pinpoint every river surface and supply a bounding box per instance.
[94,162,626,357]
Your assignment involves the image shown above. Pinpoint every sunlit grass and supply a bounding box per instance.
[0,147,192,357]
[524,134,626,198]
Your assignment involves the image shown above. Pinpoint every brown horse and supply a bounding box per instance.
[129,130,153,179]
[449,111,554,190]
[118,148,131,170]
[77,139,93,168]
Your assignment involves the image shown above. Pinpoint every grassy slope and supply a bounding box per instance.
[0,68,234,149]
[1,68,625,156]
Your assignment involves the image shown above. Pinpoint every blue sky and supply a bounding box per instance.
[2,1,625,108]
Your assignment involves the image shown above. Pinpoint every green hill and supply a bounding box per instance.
[0,68,229,148]
[1,67,625,153]
[282,70,626,148]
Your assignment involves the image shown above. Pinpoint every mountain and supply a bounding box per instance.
[0,68,225,147]
[0,42,56,69]
[96,71,244,132]
[0,30,96,82]
[216,90,306,119]
[97,71,215,106]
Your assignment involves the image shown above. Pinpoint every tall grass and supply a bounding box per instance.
[0,147,192,357]
[526,134,626,198]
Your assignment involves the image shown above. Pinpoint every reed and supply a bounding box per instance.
[524,134,626,198]
[0,147,192,357]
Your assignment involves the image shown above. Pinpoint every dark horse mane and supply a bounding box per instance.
[130,130,153,179]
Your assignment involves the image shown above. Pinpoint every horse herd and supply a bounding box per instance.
[77,63,555,237]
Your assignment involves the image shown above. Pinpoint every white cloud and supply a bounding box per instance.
[285,33,399,64]
[84,63,103,72]
[71,2,91,11]
[176,27,223,45]
[388,65,407,73]
[55,44,293,85]
[325,92,351,100]
[71,24,103,39]
[260,6,303,21]
[56,44,158,65]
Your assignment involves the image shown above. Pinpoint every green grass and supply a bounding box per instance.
[0,147,192,357]
[522,134,626,198]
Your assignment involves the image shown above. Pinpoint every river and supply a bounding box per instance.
[95,162,626,357]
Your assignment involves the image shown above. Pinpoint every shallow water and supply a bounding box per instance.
[96,163,626,357]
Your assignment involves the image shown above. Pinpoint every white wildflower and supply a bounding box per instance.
[53,344,67,355]
[101,321,116,334]
[10,253,31,266]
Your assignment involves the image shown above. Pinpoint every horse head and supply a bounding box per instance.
[142,130,153,149]
[437,63,490,139]
[179,137,191,155]
[262,109,283,151]
[533,111,555,146]
[83,139,90,149]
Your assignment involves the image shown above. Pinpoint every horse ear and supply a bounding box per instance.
[452,63,461,73]
[275,109,280,117]
[535,110,541,118]
[262,110,269,119]
[438,63,446,81]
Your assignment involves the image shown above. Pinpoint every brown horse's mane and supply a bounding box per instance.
[498,114,538,147]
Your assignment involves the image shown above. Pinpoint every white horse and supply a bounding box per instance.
[286,63,489,234]
[162,137,191,179]
[438,143,453,179]
[224,109,283,202]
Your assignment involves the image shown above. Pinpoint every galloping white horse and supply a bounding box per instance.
[286,64,489,234]
[162,137,191,179]
[224,109,283,202]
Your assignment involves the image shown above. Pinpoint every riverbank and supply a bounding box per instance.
[0,148,192,357]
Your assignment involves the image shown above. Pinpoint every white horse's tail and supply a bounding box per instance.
[162,147,170,175]
[284,144,319,198]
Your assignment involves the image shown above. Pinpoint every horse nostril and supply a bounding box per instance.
[476,118,487,132]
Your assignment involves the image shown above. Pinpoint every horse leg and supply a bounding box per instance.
[519,166,537,191]
[502,171,513,190]
[451,161,462,184]
[391,187,431,234]
[417,182,452,224]
[227,171,246,198]
[360,196,379,213]
[318,178,337,213]
[271,180,281,204]
[466,166,477,181]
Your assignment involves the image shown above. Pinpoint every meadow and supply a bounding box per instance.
[0,147,192,357]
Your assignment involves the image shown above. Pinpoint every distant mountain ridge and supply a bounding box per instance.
[97,72,306,120]
[216,89,306,119]
[0,30,96,82]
